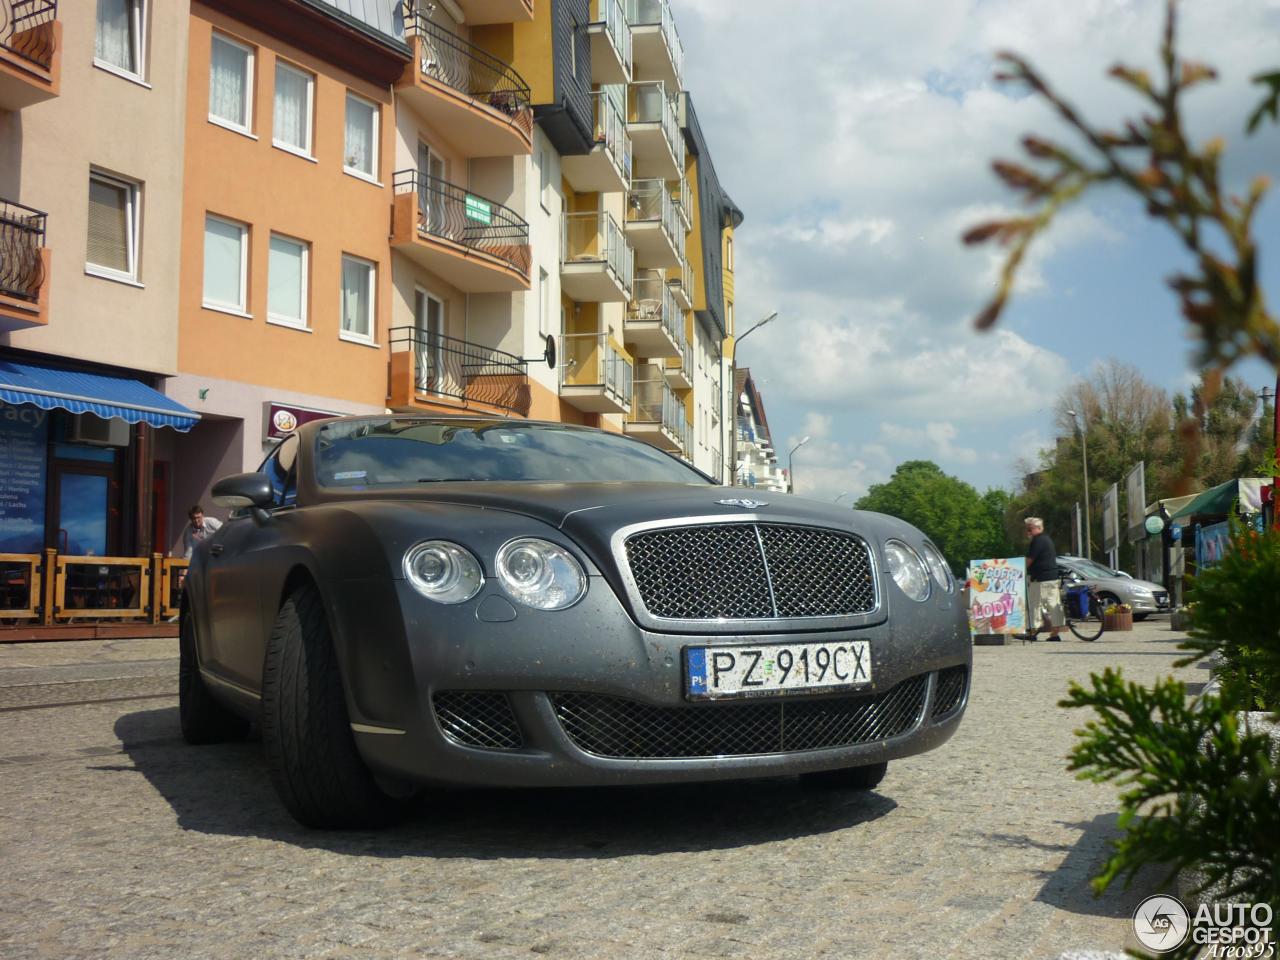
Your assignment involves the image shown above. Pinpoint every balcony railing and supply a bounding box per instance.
[632,376,682,435]
[678,335,692,378]
[672,174,691,231]
[629,80,683,170]
[0,198,47,303]
[404,8,532,136]
[628,273,680,344]
[627,177,681,247]
[393,169,531,279]
[390,326,530,417]
[563,211,633,293]
[627,0,683,88]
[562,332,633,406]
[1,0,57,70]
[669,253,694,306]
[593,87,632,180]
[596,0,632,78]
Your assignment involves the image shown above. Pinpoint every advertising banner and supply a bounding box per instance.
[966,558,1027,640]
[1195,521,1232,569]
[0,404,49,554]
[1125,461,1146,542]
[1102,483,1120,555]
[265,402,341,440]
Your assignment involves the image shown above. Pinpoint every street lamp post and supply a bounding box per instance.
[1067,409,1092,559]
[787,435,810,494]
[728,311,778,486]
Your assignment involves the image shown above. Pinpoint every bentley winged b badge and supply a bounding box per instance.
[716,498,768,509]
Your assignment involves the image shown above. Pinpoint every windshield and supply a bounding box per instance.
[315,419,710,487]
[1066,557,1120,578]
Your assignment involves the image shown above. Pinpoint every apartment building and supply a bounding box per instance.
[734,367,788,492]
[1,0,197,573]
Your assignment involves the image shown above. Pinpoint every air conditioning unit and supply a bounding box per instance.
[67,413,130,447]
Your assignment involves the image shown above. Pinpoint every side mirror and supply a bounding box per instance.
[212,472,274,510]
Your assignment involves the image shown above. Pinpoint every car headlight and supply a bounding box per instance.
[1130,586,1153,596]
[403,541,484,604]
[919,541,953,593]
[496,538,587,610]
[884,540,930,602]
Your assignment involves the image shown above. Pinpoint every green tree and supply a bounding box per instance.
[854,460,1012,572]
[1174,373,1271,485]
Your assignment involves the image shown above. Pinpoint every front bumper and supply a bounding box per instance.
[329,578,972,789]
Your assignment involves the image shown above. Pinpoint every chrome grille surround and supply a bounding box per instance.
[551,674,929,759]
[617,518,879,626]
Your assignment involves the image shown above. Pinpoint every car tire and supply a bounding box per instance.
[261,582,408,829]
[1133,613,1149,622]
[800,761,888,791]
[179,606,251,745]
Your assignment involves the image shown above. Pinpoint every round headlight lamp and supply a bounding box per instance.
[403,541,484,604]
[919,541,953,593]
[884,540,930,602]
[496,538,587,610]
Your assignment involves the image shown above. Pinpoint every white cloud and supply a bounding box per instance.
[880,421,980,464]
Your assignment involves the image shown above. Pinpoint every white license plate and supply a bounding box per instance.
[686,640,872,700]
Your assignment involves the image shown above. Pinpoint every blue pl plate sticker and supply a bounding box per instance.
[687,648,708,695]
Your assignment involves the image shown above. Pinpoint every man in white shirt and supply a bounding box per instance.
[182,504,223,559]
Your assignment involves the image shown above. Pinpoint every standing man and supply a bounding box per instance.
[182,504,223,559]
[1025,516,1064,641]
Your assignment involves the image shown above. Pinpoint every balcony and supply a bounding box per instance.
[627,0,682,92]
[561,211,633,303]
[625,374,682,451]
[624,178,682,269]
[663,335,692,390]
[561,88,631,194]
[398,13,532,157]
[588,0,631,85]
[672,173,692,233]
[391,170,531,292]
[624,273,681,358]
[626,81,682,180]
[451,0,534,25]
[668,254,694,310]
[388,326,530,417]
[0,199,50,332]
[560,332,633,415]
[0,0,60,109]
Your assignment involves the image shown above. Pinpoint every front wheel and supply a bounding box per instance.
[801,761,888,791]
[260,582,410,829]
[1067,616,1104,642]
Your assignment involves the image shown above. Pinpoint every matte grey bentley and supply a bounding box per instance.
[181,416,971,828]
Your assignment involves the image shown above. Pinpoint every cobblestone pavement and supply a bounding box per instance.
[0,623,1201,960]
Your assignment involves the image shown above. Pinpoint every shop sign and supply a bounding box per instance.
[265,402,341,439]
[965,558,1027,640]
[0,403,49,554]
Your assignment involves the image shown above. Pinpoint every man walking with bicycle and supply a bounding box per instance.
[1024,517,1065,641]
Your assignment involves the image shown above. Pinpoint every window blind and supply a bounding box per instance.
[87,177,130,273]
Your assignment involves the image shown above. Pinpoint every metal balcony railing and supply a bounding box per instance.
[631,376,682,436]
[394,170,531,279]
[404,7,532,135]
[669,253,694,305]
[391,325,530,416]
[0,199,47,303]
[592,87,632,181]
[629,81,683,170]
[561,332,633,407]
[672,174,691,232]
[1,0,57,70]
[627,177,680,249]
[596,0,632,78]
[628,274,680,344]
[627,0,683,88]
[563,211,633,296]
[677,335,692,377]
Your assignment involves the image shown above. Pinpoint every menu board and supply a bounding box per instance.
[966,557,1027,640]
[0,405,49,554]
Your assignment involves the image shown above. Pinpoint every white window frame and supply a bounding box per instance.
[339,253,377,345]
[414,285,446,393]
[343,91,381,184]
[208,31,256,137]
[267,232,309,330]
[272,60,315,160]
[202,214,250,316]
[539,148,552,214]
[86,170,141,286]
[93,0,148,85]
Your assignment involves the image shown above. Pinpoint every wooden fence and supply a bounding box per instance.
[0,551,189,625]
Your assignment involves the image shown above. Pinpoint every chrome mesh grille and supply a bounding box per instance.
[551,675,928,759]
[623,523,876,621]
[432,692,522,750]
[931,666,967,719]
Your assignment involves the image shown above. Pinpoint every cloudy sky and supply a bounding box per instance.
[671,0,1280,500]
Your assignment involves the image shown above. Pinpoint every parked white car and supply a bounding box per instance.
[1056,555,1169,620]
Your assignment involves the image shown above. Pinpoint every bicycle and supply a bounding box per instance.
[1021,580,1105,643]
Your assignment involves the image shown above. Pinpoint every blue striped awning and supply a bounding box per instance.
[0,359,199,431]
